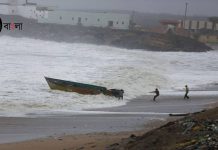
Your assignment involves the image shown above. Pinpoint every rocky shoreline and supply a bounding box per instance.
[0,15,212,52]
[107,107,218,150]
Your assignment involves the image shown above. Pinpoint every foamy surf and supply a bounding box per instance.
[0,36,218,117]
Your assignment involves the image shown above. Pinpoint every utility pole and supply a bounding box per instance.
[130,11,135,30]
[183,2,188,28]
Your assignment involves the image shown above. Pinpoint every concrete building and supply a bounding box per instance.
[153,19,190,37]
[38,10,130,30]
[199,21,206,29]
[0,0,131,30]
[179,20,217,31]
[0,0,48,19]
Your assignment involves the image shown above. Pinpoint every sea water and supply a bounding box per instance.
[0,36,218,117]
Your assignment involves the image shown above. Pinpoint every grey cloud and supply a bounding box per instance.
[3,0,218,16]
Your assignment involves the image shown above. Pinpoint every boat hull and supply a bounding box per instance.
[45,77,124,98]
[45,77,107,95]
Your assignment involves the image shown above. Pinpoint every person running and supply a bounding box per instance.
[184,85,190,99]
[119,89,124,100]
[153,88,160,101]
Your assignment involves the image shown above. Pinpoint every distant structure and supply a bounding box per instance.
[0,0,48,19]
[0,0,131,30]
[38,10,130,30]
[178,20,217,31]
[157,18,218,44]
[160,19,180,33]
[159,19,217,31]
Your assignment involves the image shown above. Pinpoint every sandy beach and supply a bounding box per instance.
[0,92,217,150]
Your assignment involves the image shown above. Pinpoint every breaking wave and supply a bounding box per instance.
[0,36,218,116]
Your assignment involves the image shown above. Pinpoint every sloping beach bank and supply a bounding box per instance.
[0,93,217,150]
[107,105,218,150]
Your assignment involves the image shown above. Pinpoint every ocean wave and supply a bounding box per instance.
[0,36,218,116]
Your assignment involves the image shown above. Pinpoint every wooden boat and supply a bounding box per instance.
[45,76,107,95]
[45,77,124,98]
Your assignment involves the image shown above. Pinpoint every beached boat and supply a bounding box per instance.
[45,77,124,98]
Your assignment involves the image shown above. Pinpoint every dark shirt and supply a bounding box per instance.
[155,89,159,96]
[186,87,189,93]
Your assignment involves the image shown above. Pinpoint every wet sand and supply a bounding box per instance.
[0,121,169,150]
[0,93,217,149]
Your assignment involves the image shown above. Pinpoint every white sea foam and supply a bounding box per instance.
[0,36,218,116]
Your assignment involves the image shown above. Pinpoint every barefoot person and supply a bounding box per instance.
[184,85,190,99]
[152,88,160,101]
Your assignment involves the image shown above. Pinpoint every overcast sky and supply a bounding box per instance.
[1,0,218,16]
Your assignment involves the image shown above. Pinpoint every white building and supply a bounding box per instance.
[38,10,130,30]
[0,0,131,30]
[0,0,48,19]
